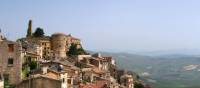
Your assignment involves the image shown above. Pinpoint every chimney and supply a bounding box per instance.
[42,66,48,74]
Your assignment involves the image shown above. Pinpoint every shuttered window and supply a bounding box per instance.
[8,44,14,52]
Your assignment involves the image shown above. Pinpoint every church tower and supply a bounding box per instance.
[26,20,32,38]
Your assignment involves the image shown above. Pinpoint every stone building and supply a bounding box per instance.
[19,37,52,59]
[34,58,81,88]
[18,20,81,59]
[79,54,114,72]
[16,75,62,88]
[19,40,43,62]
[79,79,110,88]
[0,39,23,85]
[51,33,68,58]
[22,63,69,88]
[120,74,134,88]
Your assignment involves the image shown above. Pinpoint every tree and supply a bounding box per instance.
[29,61,37,70]
[67,43,78,55]
[67,43,86,56]
[33,27,45,37]
[134,83,145,88]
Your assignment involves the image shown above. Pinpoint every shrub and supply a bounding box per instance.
[33,27,45,37]
[29,61,37,70]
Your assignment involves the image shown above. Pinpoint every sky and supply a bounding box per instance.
[1,0,200,52]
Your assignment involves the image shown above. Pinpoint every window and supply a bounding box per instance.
[8,58,13,65]
[3,74,9,82]
[44,52,46,55]
[8,44,14,52]
[62,78,65,83]
[67,79,71,84]
[0,74,2,80]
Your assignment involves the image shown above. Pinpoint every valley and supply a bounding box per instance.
[99,52,200,88]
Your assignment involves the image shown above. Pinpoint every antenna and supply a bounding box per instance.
[0,28,5,40]
[5,32,10,40]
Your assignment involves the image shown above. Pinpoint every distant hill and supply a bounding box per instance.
[89,51,200,88]
[136,49,200,56]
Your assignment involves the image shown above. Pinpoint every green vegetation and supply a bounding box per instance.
[134,83,145,88]
[29,61,37,70]
[22,66,29,78]
[22,60,38,78]
[4,80,9,88]
[67,43,87,56]
[4,80,16,88]
[83,79,90,84]
[33,27,45,37]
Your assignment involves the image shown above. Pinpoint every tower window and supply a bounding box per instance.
[8,58,13,65]
[62,78,65,83]
[8,44,14,52]
[67,79,71,84]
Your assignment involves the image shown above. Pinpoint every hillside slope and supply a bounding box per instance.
[93,51,200,88]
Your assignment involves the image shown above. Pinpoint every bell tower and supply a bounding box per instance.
[26,20,32,38]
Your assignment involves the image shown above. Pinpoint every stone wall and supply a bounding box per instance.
[0,40,23,85]
[16,76,61,88]
[51,33,67,58]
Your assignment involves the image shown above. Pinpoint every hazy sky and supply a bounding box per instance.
[1,0,200,52]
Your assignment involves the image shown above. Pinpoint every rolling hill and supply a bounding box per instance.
[90,51,200,88]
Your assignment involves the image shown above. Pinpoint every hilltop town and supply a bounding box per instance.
[0,20,148,88]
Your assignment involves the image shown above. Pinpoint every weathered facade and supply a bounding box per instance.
[51,33,68,58]
[0,40,23,85]
[39,60,80,88]
[16,76,62,88]
[120,74,134,88]
[18,20,81,59]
